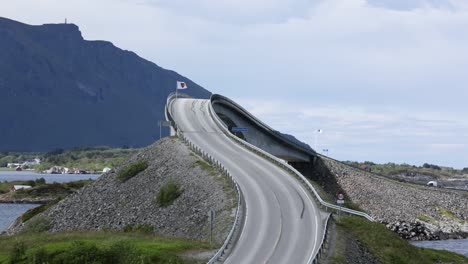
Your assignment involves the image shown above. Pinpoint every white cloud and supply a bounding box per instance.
[1,0,467,167]
[235,98,468,168]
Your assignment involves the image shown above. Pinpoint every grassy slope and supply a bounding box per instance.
[332,216,468,264]
[0,232,213,264]
[0,147,141,172]
[343,161,466,178]
[36,148,141,172]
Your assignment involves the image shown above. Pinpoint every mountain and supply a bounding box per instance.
[0,17,211,151]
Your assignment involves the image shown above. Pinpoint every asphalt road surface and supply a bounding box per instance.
[171,98,324,264]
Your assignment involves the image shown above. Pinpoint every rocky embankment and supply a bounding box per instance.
[0,193,53,204]
[9,138,236,243]
[320,156,468,240]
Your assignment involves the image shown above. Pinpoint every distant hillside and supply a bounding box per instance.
[0,17,211,151]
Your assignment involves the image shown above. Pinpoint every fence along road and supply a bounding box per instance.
[170,98,325,264]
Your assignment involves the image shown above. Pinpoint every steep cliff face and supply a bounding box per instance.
[0,17,211,151]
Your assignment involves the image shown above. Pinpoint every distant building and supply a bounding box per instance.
[74,168,88,174]
[11,185,32,191]
[22,158,41,167]
[103,167,112,173]
[7,163,21,168]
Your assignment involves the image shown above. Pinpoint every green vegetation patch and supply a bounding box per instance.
[156,180,183,207]
[335,216,468,264]
[117,160,148,182]
[0,231,212,264]
[11,180,92,199]
[21,216,51,234]
[194,160,214,172]
[123,224,155,234]
[436,207,457,219]
[36,147,141,172]
[417,214,436,224]
[21,199,60,223]
[0,178,46,194]
[343,161,463,179]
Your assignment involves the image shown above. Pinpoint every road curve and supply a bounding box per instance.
[171,98,324,264]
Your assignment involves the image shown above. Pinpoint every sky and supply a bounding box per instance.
[2,0,468,168]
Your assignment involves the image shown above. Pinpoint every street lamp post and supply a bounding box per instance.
[315,129,322,152]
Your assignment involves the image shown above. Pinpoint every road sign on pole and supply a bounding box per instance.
[208,209,215,244]
[337,192,345,215]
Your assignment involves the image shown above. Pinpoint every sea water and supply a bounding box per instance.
[0,171,100,183]
[0,203,40,231]
[411,239,468,257]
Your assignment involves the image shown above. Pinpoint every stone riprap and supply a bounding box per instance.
[320,156,468,240]
[11,138,235,243]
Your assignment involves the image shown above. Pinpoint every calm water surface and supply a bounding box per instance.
[0,171,100,183]
[0,171,100,232]
[411,239,468,257]
[0,204,40,231]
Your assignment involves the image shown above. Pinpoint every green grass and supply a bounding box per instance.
[156,180,183,207]
[5,180,92,200]
[342,161,464,179]
[335,216,468,264]
[437,207,457,219]
[193,160,215,173]
[21,199,60,223]
[0,231,213,264]
[417,214,436,224]
[117,160,148,182]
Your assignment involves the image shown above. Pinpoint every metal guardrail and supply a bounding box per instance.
[166,94,374,264]
[208,95,374,264]
[208,95,374,222]
[211,94,317,156]
[312,214,332,264]
[165,95,243,264]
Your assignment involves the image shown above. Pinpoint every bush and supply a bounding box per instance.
[156,180,183,207]
[25,240,148,264]
[117,160,148,182]
[9,241,26,264]
[22,199,60,222]
[21,216,51,233]
[35,178,46,185]
[123,224,154,234]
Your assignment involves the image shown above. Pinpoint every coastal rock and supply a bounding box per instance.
[319,156,468,240]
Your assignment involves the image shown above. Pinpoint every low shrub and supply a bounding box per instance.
[117,160,148,182]
[156,180,183,207]
[21,199,60,222]
[26,240,148,264]
[123,224,154,234]
[8,242,26,264]
[21,216,51,233]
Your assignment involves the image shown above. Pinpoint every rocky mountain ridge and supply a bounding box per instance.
[0,17,210,151]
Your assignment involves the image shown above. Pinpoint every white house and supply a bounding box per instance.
[12,185,32,191]
[7,163,21,168]
[103,167,112,173]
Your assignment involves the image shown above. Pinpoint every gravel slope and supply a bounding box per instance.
[12,137,235,243]
[320,156,468,240]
